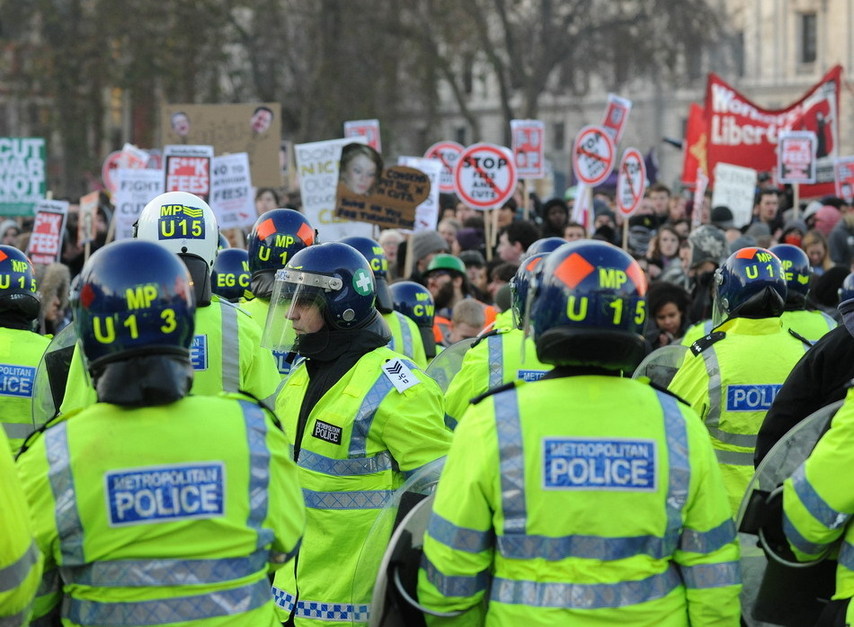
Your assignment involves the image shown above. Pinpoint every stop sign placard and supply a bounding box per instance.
[453,143,517,210]
[424,141,464,194]
[573,125,616,187]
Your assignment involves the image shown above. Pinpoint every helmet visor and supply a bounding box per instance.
[261,268,339,354]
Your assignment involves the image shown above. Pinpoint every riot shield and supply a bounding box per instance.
[736,401,843,627]
[423,337,478,393]
[631,344,690,389]
[349,459,458,626]
[32,323,82,427]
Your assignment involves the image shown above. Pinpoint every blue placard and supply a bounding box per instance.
[543,438,657,491]
[0,364,36,398]
[190,335,208,371]
[105,462,225,526]
[517,369,547,382]
[726,384,782,412]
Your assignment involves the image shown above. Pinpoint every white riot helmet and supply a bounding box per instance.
[136,191,219,270]
[135,191,219,305]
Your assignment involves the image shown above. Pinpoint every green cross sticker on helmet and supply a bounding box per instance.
[353,268,374,296]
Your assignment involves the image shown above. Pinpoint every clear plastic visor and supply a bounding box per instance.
[260,268,341,354]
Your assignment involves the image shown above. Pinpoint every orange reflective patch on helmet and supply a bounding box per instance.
[297,222,315,246]
[256,218,277,241]
[554,252,595,289]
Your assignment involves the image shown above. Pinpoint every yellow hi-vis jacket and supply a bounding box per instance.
[780,308,836,342]
[271,348,451,625]
[383,310,427,369]
[668,316,807,514]
[16,394,304,627]
[0,426,42,626]
[418,376,742,626]
[61,295,281,413]
[0,327,50,454]
[784,385,854,620]
[443,328,550,429]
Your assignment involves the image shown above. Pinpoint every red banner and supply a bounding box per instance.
[681,103,707,185]
[702,65,841,196]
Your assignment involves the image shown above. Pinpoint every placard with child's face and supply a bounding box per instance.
[335,143,430,230]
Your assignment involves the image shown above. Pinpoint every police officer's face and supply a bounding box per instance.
[288,301,325,334]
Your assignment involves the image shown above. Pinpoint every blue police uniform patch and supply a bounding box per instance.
[543,438,657,491]
[190,334,208,370]
[0,364,36,397]
[273,349,292,376]
[517,369,547,382]
[726,384,782,411]
[105,462,225,526]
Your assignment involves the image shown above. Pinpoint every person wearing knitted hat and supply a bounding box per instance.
[405,229,449,284]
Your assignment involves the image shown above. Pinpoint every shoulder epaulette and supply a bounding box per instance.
[470,381,517,405]
[787,328,814,349]
[689,331,726,356]
[470,328,503,349]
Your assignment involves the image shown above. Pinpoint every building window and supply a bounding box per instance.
[801,13,817,64]
[455,126,466,145]
[553,122,565,151]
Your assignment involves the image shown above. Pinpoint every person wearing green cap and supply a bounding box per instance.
[422,254,495,345]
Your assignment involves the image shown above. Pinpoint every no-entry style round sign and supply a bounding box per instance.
[616,148,647,216]
[453,143,518,210]
[572,125,616,187]
[424,141,464,194]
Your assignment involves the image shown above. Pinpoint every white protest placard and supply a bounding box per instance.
[397,156,442,231]
[601,94,632,145]
[113,169,164,241]
[778,131,817,184]
[616,148,647,217]
[834,157,854,205]
[28,199,68,264]
[710,163,757,228]
[210,153,254,229]
[0,138,46,215]
[510,120,545,179]
[424,141,464,194]
[692,169,709,230]
[344,119,382,153]
[163,145,214,200]
[78,190,100,246]
[572,126,615,187]
[453,143,517,210]
[295,137,373,242]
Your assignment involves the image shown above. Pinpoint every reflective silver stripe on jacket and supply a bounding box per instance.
[45,422,84,565]
[302,488,394,510]
[62,550,267,587]
[66,578,271,625]
[834,541,854,570]
[679,519,737,554]
[658,391,690,555]
[348,373,395,457]
[298,449,393,476]
[220,301,240,392]
[293,599,370,622]
[699,347,759,448]
[421,554,490,597]
[393,311,413,358]
[240,400,275,551]
[0,541,39,592]
[782,514,828,556]
[272,585,296,612]
[714,448,754,466]
[789,464,850,530]
[490,566,681,608]
[680,562,740,589]
[1,422,33,440]
[427,513,494,553]
[0,603,32,627]
[488,335,503,389]
[494,388,526,534]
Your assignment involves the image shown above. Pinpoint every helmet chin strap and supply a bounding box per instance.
[180,254,212,307]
